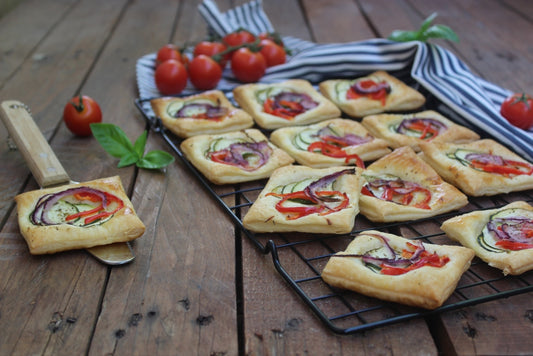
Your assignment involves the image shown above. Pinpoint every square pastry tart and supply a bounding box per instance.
[150,90,253,138]
[269,118,391,168]
[361,110,480,152]
[242,166,363,234]
[321,230,475,309]
[179,129,294,185]
[441,201,533,275]
[318,71,426,118]
[359,146,468,222]
[14,176,146,255]
[232,79,341,130]
[419,139,533,196]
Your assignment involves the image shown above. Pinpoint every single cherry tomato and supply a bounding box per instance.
[259,39,286,67]
[258,32,284,46]
[156,44,182,67]
[154,59,188,95]
[500,93,533,130]
[223,29,256,48]
[230,47,267,83]
[188,55,223,90]
[63,94,103,137]
[193,41,229,68]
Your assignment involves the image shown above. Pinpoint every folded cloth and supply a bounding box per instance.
[136,0,533,161]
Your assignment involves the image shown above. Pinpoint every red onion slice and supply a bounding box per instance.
[32,187,109,226]
[273,92,318,110]
[487,216,533,243]
[175,103,228,119]
[304,168,355,204]
[465,152,505,166]
[351,80,390,95]
[396,118,447,135]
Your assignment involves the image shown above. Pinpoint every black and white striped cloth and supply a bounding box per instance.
[136,0,533,161]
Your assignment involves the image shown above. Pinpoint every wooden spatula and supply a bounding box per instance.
[0,100,138,265]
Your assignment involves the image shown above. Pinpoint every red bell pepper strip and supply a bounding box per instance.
[362,181,431,210]
[346,79,389,106]
[66,191,124,225]
[470,159,533,176]
[380,250,450,275]
[403,120,440,140]
[495,240,533,250]
[263,98,304,120]
[266,190,350,220]
[307,141,365,168]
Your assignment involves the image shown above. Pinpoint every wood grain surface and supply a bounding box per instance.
[0,0,532,355]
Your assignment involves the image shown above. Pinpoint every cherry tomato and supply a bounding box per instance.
[156,44,182,67]
[154,59,188,95]
[259,39,286,67]
[188,55,223,90]
[223,29,256,48]
[63,95,102,137]
[193,41,229,68]
[258,32,284,46]
[231,47,267,83]
[500,93,533,130]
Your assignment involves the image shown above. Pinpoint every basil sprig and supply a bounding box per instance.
[91,123,174,169]
[388,13,459,43]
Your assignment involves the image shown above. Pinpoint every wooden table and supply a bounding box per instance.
[1,0,532,355]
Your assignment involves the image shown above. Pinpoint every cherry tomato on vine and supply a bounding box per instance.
[258,32,284,46]
[63,95,103,137]
[500,93,533,130]
[193,41,229,68]
[154,59,188,95]
[189,55,223,90]
[223,29,256,48]
[155,44,183,67]
[259,39,286,67]
[231,47,266,83]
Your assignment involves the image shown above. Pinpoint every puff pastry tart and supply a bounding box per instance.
[180,129,294,185]
[361,110,479,152]
[242,166,363,234]
[359,146,468,222]
[441,201,533,275]
[321,230,475,309]
[150,90,253,138]
[14,176,146,255]
[419,139,533,196]
[269,118,391,168]
[232,79,341,130]
[318,71,425,118]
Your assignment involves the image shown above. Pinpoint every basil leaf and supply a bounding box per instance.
[133,130,147,158]
[388,12,458,43]
[419,12,438,33]
[91,123,135,158]
[387,30,420,42]
[117,152,140,168]
[137,150,175,169]
[423,24,459,42]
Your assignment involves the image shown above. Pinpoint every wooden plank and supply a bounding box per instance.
[0,0,131,354]
[407,0,533,92]
[302,0,374,43]
[0,0,77,86]
[0,0,127,225]
[83,0,238,354]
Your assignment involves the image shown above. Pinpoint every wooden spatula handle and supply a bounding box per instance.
[0,100,70,187]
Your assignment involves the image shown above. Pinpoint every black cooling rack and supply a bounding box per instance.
[134,82,533,335]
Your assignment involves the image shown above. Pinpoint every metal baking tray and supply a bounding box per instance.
[134,74,533,335]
